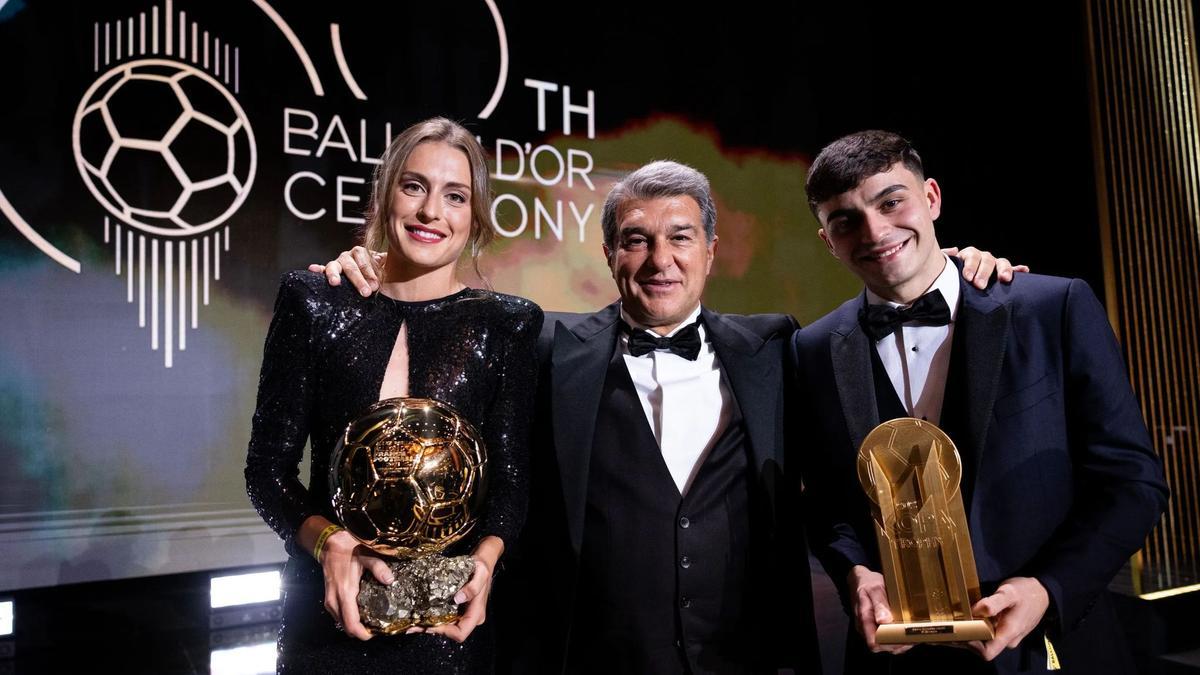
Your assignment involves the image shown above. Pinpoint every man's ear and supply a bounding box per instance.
[818,228,836,256]
[925,177,942,221]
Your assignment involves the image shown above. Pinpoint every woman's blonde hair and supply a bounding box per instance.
[362,117,494,265]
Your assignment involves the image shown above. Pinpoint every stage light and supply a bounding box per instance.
[0,599,12,636]
[210,570,281,609]
[1140,582,1200,601]
[210,640,276,675]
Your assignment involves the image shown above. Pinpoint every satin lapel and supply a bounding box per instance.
[831,295,880,452]
[702,309,775,474]
[958,282,1009,492]
[550,303,621,557]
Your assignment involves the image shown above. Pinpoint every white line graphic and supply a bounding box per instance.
[165,239,173,366]
[0,189,82,273]
[151,238,159,350]
[251,0,324,95]
[127,230,134,302]
[330,24,367,100]
[203,234,209,305]
[191,238,198,327]
[178,240,186,351]
[478,0,509,119]
[139,235,146,325]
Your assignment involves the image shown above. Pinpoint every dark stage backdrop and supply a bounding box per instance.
[0,0,1102,590]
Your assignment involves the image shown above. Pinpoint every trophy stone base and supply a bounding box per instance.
[357,554,476,635]
[876,619,994,644]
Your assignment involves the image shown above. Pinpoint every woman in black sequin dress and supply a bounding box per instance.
[245,118,541,674]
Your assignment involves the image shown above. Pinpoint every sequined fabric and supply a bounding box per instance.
[245,270,541,673]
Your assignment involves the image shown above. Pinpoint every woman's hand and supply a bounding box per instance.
[299,516,394,640]
[427,535,504,643]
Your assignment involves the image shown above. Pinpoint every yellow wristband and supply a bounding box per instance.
[313,524,344,562]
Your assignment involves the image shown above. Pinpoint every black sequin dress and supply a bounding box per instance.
[245,271,542,674]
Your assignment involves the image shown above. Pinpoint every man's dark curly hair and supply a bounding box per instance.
[805,130,925,214]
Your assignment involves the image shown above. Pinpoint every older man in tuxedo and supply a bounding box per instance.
[516,161,819,673]
[793,130,1168,674]
[316,159,1013,674]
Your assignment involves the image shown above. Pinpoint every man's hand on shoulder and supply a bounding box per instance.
[307,246,385,297]
[944,246,1030,289]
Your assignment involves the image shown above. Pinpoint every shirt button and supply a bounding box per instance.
[679,516,690,529]
[680,596,692,609]
[680,555,691,569]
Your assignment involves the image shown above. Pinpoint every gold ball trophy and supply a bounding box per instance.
[856,418,994,644]
[329,398,487,634]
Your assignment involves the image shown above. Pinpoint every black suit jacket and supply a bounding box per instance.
[499,301,820,673]
[791,271,1168,674]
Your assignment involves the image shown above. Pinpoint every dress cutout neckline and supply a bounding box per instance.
[375,286,472,308]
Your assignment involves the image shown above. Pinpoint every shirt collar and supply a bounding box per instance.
[864,253,961,320]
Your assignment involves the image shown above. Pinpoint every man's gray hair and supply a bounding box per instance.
[601,160,717,257]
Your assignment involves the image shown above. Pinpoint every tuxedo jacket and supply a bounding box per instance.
[497,301,820,674]
[790,270,1168,674]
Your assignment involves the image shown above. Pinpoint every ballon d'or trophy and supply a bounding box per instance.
[856,418,994,644]
[329,398,487,634]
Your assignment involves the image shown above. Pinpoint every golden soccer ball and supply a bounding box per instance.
[329,398,487,558]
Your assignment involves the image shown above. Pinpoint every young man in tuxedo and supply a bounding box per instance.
[793,130,1169,674]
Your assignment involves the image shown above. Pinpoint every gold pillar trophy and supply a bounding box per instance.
[856,418,994,644]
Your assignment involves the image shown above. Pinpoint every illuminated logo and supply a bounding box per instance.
[73,59,256,237]
[32,2,263,367]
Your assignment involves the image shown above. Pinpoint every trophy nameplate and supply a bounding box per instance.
[856,418,994,644]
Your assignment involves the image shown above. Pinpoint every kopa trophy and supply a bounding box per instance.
[856,418,994,644]
[329,398,487,635]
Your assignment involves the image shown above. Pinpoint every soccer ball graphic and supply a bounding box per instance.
[330,398,488,559]
[72,58,256,237]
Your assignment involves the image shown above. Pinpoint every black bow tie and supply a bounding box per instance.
[624,320,703,360]
[858,289,951,341]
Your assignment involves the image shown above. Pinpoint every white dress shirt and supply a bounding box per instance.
[865,254,961,424]
[619,303,732,495]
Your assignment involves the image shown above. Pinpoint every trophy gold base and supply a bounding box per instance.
[357,555,476,635]
[876,619,994,644]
